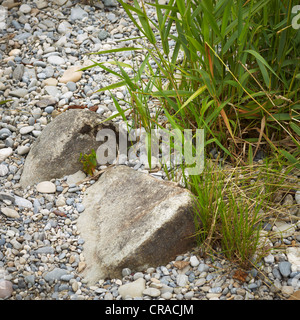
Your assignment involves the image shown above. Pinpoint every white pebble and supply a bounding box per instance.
[190,255,200,267]
[19,4,31,13]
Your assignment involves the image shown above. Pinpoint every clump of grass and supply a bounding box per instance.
[189,158,298,268]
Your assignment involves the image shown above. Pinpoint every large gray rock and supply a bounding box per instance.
[77,165,196,284]
[20,109,114,188]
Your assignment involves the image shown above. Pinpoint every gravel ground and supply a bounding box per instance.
[0,0,299,301]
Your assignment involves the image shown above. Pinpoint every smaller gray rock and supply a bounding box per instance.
[161,291,173,300]
[14,196,32,209]
[103,0,118,6]
[60,274,74,281]
[70,7,88,21]
[19,126,34,135]
[0,192,15,204]
[0,128,12,140]
[176,274,188,287]
[198,263,209,272]
[66,82,77,92]
[184,291,194,299]
[45,106,54,114]
[44,86,60,97]
[98,30,109,40]
[10,238,22,250]
[133,272,144,280]
[17,145,30,155]
[76,203,85,213]
[24,275,35,285]
[66,170,86,185]
[43,268,69,282]
[33,61,47,68]
[14,33,32,41]
[122,268,131,277]
[57,21,72,34]
[143,287,161,297]
[248,283,258,290]
[35,246,55,255]
[47,56,65,65]
[9,89,28,98]
[13,64,24,81]
[279,261,292,277]
[107,13,117,23]
[33,199,41,214]
[0,165,8,177]
[264,254,275,264]
[272,267,282,280]
[19,4,32,13]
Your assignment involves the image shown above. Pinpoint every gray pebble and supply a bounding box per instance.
[133,272,144,280]
[66,82,77,92]
[278,261,292,277]
[45,106,54,114]
[76,203,85,213]
[0,128,12,140]
[35,246,55,255]
[176,274,188,287]
[43,268,69,282]
[122,268,131,277]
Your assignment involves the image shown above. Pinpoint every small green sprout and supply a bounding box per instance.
[79,149,98,176]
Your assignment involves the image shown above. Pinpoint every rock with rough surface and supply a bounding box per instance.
[20,109,114,187]
[77,165,196,284]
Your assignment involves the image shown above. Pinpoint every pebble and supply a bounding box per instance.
[9,89,28,98]
[36,181,56,194]
[70,7,88,21]
[143,288,161,297]
[0,165,8,177]
[279,261,292,277]
[19,4,32,13]
[118,278,146,299]
[176,274,188,287]
[47,56,65,65]
[76,203,85,213]
[1,207,20,219]
[0,279,13,299]
[43,268,69,282]
[190,255,200,267]
[14,196,33,209]
[19,126,34,135]
[0,128,12,140]
[17,146,30,155]
[59,66,83,83]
